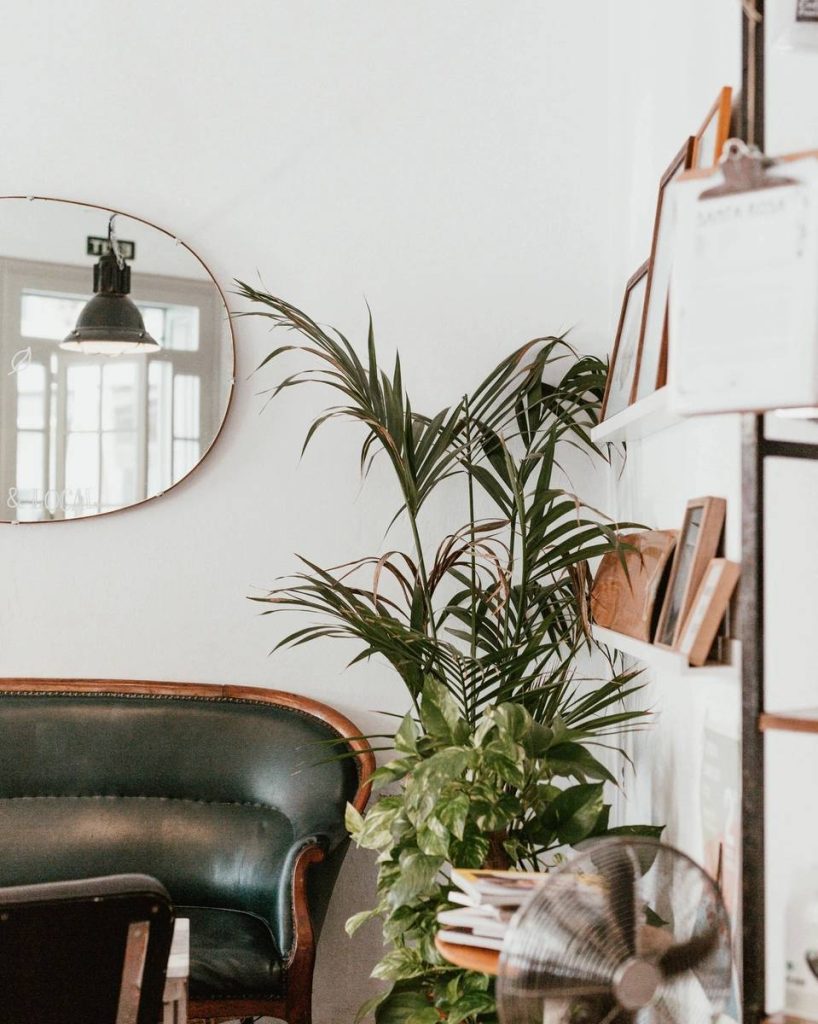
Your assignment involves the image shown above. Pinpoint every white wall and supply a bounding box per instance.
[0,4,619,1020]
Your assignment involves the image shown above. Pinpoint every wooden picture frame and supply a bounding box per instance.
[692,87,733,169]
[632,137,696,404]
[600,262,649,422]
[678,558,740,666]
[654,496,726,649]
[590,529,678,641]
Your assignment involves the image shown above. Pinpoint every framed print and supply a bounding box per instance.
[591,529,677,641]
[693,87,733,169]
[632,137,696,403]
[600,262,649,421]
[654,496,726,649]
[678,558,740,666]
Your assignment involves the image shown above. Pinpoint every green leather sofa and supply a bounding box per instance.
[0,679,374,1024]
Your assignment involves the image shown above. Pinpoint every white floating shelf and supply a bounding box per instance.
[591,387,683,445]
[591,625,740,681]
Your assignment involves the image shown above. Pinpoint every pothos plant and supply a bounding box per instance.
[236,283,658,1024]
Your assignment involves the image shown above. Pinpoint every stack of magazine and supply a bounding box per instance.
[437,868,547,952]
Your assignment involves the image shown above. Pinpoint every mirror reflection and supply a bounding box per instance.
[0,198,233,522]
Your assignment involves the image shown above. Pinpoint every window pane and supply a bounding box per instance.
[132,304,199,350]
[16,362,46,429]
[173,374,200,439]
[21,292,85,341]
[101,432,138,508]
[148,361,172,495]
[65,433,100,506]
[173,439,199,480]
[139,306,166,347]
[102,361,139,430]
[67,364,101,430]
[164,304,199,351]
[15,431,44,494]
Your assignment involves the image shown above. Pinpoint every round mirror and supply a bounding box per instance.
[0,197,233,522]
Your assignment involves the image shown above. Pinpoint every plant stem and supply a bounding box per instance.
[464,396,478,725]
[406,510,447,686]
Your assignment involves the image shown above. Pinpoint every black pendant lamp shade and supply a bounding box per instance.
[61,222,160,355]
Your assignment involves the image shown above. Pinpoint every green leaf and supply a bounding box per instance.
[346,909,379,936]
[542,783,605,846]
[395,713,419,754]
[389,851,443,907]
[375,989,440,1024]
[484,746,526,788]
[354,989,390,1024]
[602,824,664,840]
[353,796,404,850]
[371,948,429,981]
[449,832,490,868]
[371,758,416,788]
[446,991,498,1024]
[416,815,451,857]
[346,802,366,838]
[420,678,466,744]
[645,904,670,928]
[546,742,616,784]
[437,793,470,840]
[491,702,532,743]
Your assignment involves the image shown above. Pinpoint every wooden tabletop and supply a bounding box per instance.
[435,935,500,976]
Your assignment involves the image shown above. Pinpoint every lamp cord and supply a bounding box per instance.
[107,213,125,270]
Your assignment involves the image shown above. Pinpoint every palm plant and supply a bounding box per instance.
[236,283,652,1022]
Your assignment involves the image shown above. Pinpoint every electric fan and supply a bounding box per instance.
[497,838,733,1024]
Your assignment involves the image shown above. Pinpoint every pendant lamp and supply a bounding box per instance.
[61,215,160,355]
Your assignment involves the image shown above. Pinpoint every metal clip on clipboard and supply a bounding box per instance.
[699,138,798,200]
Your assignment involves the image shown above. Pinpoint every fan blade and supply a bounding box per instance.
[651,995,680,1024]
[658,924,719,979]
[531,892,625,980]
[598,1007,635,1024]
[550,994,620,1024]
[604,846,638,956]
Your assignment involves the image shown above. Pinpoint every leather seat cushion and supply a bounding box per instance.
[181,905,284,1000]
[0,796,295,923]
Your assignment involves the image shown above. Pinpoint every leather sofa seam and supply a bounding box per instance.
[0,793,294,815]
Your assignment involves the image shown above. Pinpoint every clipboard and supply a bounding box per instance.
[668,140,818,416]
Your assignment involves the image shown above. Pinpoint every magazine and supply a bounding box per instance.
[450,868,547,906]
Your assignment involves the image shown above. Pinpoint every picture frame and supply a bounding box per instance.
[590,529,678,641]
[692,86,733,169]
[677,558,740,667]
[654,496,726,649]
[600,262,649,421]
[632,137,696,404]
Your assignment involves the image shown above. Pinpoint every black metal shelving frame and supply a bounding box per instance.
[738,4,772,1021]
[741,416,818,1024]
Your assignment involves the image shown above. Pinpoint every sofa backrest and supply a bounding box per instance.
[0,680,372,936]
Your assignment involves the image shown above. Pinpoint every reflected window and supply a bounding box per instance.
[2,263,219,521]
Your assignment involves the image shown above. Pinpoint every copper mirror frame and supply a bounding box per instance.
[0,196,235,524]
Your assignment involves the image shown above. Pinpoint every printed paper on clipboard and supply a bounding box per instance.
[668,147,818,416]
